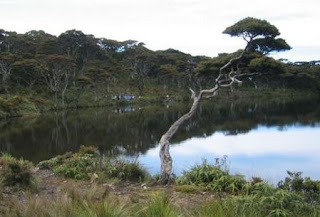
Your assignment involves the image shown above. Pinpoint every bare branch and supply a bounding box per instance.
[189,87,196,99]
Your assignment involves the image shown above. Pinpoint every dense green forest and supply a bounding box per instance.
[0,28,319,118]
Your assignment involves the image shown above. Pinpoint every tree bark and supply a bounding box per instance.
[159,45,252,184]
[159,92,201,184]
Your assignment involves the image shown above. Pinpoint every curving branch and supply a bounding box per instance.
[159,42,258,184]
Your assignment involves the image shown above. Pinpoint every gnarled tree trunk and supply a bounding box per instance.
[159,46,251,184]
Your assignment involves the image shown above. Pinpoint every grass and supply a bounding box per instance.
[177,159,246,194]
[174,185,202,194]
[136,192,180,217]
[0,153,37,190]
[2,154,320,217]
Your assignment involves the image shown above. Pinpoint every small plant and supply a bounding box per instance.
[0,153,37,190]
[78,145,99,155]
[278,171,320,203]
[41,152,99,180]
[37,147,149,182]
[177,159,246,194]
[137,192,180,217]
[105,159,148,182]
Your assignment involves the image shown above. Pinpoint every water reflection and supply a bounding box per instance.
[0,98,319,182]
[140,126,320,182]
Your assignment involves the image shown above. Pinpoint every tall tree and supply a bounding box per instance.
[0,52,17,93]
[11,59,43,88]
[159,17,291,184]
[41,55,75,109]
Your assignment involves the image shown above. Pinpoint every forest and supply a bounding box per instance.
[1,17,320,217]
[0,26,319,118]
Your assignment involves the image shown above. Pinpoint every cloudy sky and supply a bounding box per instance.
[140,126,320,182]
[1,0,319,61]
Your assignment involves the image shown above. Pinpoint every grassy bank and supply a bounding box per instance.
[1,147,320,217]
[1,85,319,119]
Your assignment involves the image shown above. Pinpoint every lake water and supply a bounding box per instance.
[0,98,319,183]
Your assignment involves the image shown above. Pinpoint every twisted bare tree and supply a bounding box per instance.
[159,17,291,184]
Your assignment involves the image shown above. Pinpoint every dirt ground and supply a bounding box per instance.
[0,168,216,214]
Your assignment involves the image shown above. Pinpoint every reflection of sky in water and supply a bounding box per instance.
[139,125,320,183]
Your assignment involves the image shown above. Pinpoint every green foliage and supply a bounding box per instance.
[193,188,319,217]
[11,59,44,87]
[0,95,39,118]
[38,146,149,182]
[251,37,291,55]
[223,17,291,58]
[104,159,148,182]
[0,22,317,116]
[249,56,287,74]
[278,171,320,202]
[0,153,37,189]
[177,159,246,194]
[223,17,280,40]
[5,194,129,217]
[137,192,180,217]
[38,147,99,180]
[77,200,129,217]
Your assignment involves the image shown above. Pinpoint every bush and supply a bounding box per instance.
[177,159,246,194]
[37,146,149,182]
[38,149,98,180]
[0,153,37,190]
[105,159,148,182]
[0,95,39,118]
[278,171,320,203]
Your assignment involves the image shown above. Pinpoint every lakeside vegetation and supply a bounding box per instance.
[1,17,320,216]
[1,147,320,216]
[1,25,319,119]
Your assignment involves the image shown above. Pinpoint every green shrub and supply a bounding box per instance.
[38,152,73,170]
[0,153,37,190]
[0,95,39,118]
[38,147,99,180]
[177,159,246,194]
[37,147,149,182]
[105,159,148,182]
[278,171,320,203]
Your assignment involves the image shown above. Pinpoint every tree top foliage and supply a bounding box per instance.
[223,17,280,41]
[223,17,291,55]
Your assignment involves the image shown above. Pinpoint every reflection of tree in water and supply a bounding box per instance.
[0,98,319,163]
[171,98,320,140]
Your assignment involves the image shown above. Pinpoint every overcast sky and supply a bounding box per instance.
[1,0,319,61]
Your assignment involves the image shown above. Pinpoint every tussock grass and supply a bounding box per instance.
[0,153,37,190]
[136,192,180,217]
[1,154,320,217]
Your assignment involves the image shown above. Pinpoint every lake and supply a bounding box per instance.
[0,97,319,183]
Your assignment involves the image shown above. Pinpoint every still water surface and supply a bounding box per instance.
[0,98,319,182]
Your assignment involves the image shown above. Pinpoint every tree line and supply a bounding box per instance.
[0,26,319,109]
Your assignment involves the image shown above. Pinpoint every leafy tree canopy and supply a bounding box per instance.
[223,17,291,55]
[251,37,291,55]
[223,17,280,41]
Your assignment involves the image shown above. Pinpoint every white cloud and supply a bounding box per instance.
[146,126,320,157]
[0,0,319,60]
[140,126,320,181]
